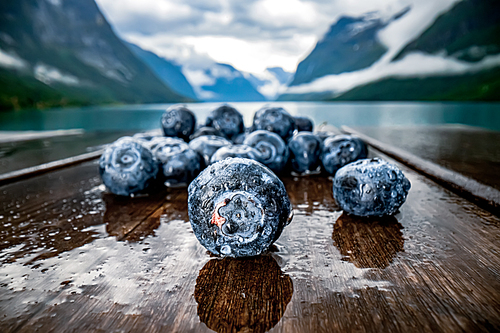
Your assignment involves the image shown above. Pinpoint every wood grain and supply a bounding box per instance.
[0,149,499,332]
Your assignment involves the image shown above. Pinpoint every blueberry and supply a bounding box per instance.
[288,132,322,174]
[150,137,202,187]
[294,116,314,132]
[210,145,260,164]
[252,107,295,141]
[243,130,289,173]
[333,158,411,217]
[231,132,248,145]
[190,126,226,140]
[321,135,368,175]
[188,157,293,257]
[161,105,196,141]
[99,137,159,196]
[205,105,244,140]
[189,135,233,167]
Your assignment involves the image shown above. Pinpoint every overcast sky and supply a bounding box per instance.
[94,0,458,76]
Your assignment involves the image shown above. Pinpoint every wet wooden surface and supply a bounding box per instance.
[0,131,136,175]
[346,125,500,191]
[1,144,500,332]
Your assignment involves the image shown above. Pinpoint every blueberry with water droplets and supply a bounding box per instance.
[99,137,159,196]
[252,107,296,141]
[188,157,293,257]
[210,145,260,164]
[161,105,196,141]
[321,135,368,175]
[288,132,322,174]
[205,105,244,140]
[294,116,314,132]
[243,130,289,173]
[333,158,411,217]
[150,137,202,187]
[189,135,233,167]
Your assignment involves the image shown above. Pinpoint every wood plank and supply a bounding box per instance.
[0,131,136,175]
[343,125,500,214]
[0,150,499,332]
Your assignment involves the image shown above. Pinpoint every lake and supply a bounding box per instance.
[1,102,500,132]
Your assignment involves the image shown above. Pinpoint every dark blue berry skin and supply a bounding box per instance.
[294,116,314,132]
[333,158,411,217]
[188,158,293,257]
[288,132,322,174]
[190,126,226,140]
[210,145,260,164]
[150,137,201,187]
[205,105,245,140]
[161,105,196,141]
[252,107,296,142]
[243,130,289,174]
[189,135,233,167]
[321,135,368,175]
[161,148,203,187]
[99,137,159,196]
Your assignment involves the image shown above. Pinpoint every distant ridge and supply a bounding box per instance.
[0,0,190,111]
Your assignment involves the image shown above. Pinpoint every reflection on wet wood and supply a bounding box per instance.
[332,213,404,269]
[0,149,499,332]
[195,256,293,333]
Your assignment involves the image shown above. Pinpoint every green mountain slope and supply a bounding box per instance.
[0,0,190,111]
[394,0,500,62]
[332,67,500,101]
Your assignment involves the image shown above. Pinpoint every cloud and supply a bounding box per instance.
[0,49,28,70]
[95,0,462,76]
[285,53,500,95]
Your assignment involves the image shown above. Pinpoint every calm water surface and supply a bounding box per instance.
[1,102,499,132]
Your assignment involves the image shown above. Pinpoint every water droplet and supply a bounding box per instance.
[220,245,231,255]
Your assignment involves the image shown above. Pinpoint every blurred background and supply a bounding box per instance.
[1,0,499,110]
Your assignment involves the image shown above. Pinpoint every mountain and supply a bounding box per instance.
[394,0,500,63]
[183,63,266,102]
[280,0,500,101]
[244,67,293,100]
[0,0,190,111]
[124,41,197,100]
[332,0,500,101]
[332,67,500,101]
[289,7,410,87]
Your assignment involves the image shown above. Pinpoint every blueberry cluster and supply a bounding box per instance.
[99,104,411,256]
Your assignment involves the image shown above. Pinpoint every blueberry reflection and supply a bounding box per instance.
[282,175,338,214]
[332,213,404,269]
[195,255,293,333]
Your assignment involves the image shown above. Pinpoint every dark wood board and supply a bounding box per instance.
[344,125,500,191]
[0,150,499,332]
[0,131,137,175]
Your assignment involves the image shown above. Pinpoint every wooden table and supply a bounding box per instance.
[0,127,499,332]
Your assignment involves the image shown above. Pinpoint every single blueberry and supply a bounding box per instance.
[243,130,289,173]
[190,126,226,140]
[288,132,322,174]
[99,137,159,196]
[321,135,368,175]
[252,107,295,142]
[160,105,196,141]
[294,116,314,132]
[188,157,293,257]
[210,145,260,164]
[205,105,244,140]
[189,135,233,167]
[333,158,411,217]
[150,137,201,187]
